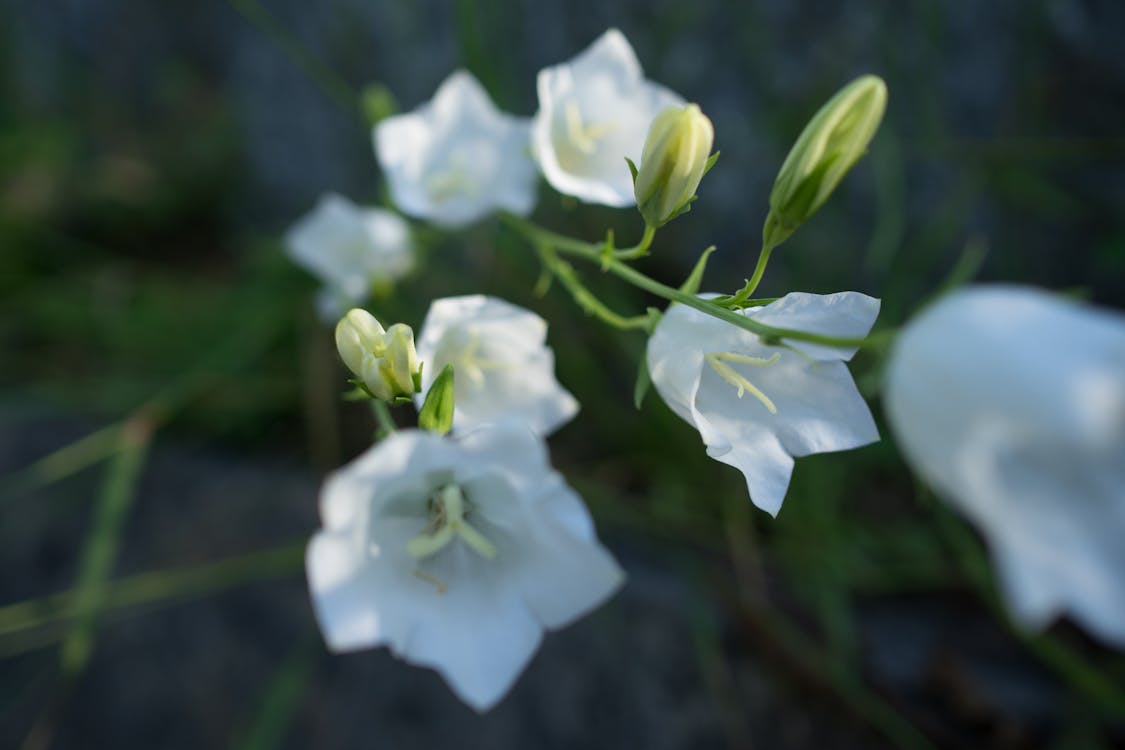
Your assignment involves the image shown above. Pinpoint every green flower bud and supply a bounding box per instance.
[765,75,887,248]
[335,308,386,377]
[381,323,420,397]
[633,104,715,228]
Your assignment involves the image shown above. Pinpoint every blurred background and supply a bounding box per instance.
[2,1,1124,748]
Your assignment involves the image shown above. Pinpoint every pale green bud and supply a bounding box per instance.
[360,352,395,401]
[381,323,419,397]
[335,308,386,377]
[633,104,715,228]
[765,75,887,248]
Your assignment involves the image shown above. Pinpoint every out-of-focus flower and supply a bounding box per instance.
[285,193,413,320]
[633,103,715,228]
[647,292,881,515]
[884,285,1125,646]
[306,423,624,711]
[533,28,684,206]
[335,309,420,401]
[374,71,538,228]
[414,295,579,436]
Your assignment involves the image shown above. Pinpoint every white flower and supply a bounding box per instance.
[646,292,881,515]
[884,285,1125,646]
[306,423,624,711]
[532,28,685,206]
[374,71,538,229]
[414,295,579,437]
[285,193,414,320]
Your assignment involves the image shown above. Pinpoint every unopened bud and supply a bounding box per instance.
[634,104,715,228]
[335,308,386,377]
[765,75,887,248]
[381,323,419,397]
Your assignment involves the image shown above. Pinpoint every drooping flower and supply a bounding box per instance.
[532,28,684,207]
[284,193,414,320]
[306,423,624,711]
[414,295,579,437]
[884,285,1125,646]
[374,71,538,229]
[646,292,881,515]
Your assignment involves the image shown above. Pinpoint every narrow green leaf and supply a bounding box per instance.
[701,150,720,177]
[633,354,653,410]
[680,246,717,295]
[417,364,455,435]
[624,157,639,184]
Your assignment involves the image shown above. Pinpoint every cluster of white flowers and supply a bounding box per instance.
[283,24,1125,716]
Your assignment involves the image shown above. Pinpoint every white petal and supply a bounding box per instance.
[648,293,879,514]
[532,29,684,206]
[374,71,538,228]
[885,284,1125,645]
[747,291,881,361]
[414,295,579,436]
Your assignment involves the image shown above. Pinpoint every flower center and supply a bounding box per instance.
[563,102,617,156]
[424,147,478,203]
[440,327,511,389]
[705,351,781,414]
[407,483,497,560]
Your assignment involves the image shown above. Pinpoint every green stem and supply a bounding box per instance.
[370,400,398,439]
[502,213,882,349]
[60,416,153,675]
[613,224,656,260]
[727,242,776,306]
[0,543,305,643]
[537,245,651,331]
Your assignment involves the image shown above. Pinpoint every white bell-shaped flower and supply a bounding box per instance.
[306,423,624,711]
[532,28,685,206]
[414,295,579,437]
[647,292,881,515]
[374,71,538,229]
[285,193,413,321]
[884,285,1125,646]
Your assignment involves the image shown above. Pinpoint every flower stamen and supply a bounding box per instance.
[705,351,780,414]
[564,102,617,155]
[408,484,497,560]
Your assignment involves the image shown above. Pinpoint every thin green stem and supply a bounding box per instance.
[370,400,398,439]
[0,543,305,643]
[227,0,357,114]
[537,245,651,331]
[613,224,656,260]
[502,213,884,350]
[727,242,776,306]
[60,416,153,675]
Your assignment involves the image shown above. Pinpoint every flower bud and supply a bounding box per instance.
[335,309,386,377]
[633,104,715,228]
[381,323,420,397]
[765,75,887,248]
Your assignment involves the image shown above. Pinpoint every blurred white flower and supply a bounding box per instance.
[884,285,1125,646]
[533,28,684,206]
[306,423,624,711]
[414,295,579,437]
[285,193,414,321]
[647,292,881,515]
[374,70,538,228]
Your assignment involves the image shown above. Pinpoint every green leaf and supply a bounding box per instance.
[624,156,639,184]
[701,150,720,177]
[679,246,716,295]
[633,353,652,410]
[417,364,455,435]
